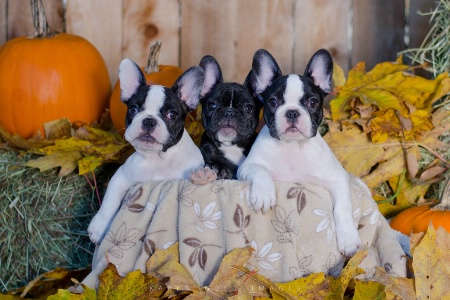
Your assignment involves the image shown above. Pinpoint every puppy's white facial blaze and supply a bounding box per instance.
[275,75,313,141]
[124,85,169,150]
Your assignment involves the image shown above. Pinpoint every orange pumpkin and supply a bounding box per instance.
[110,41,183,135]
[390,182,450,235]
[0,0,111,139]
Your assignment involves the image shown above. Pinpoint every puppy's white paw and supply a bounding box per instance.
[88,215,108,244]
[248,178,276,213]
[190,166,218,185]
[336,226,362,257]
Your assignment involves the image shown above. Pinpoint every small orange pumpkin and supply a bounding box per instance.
[109,41,183,135]
[0,0,111,139]
[390,181,450,235]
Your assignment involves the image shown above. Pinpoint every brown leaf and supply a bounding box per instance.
[233,204,247,229]
[297,192,307,215]
[144,239,156,256]
[183,237,203,248]
[198,248,207,271]
[406,146,419,179]
[188,248,199,268]
[123,184,143,205]
[419,166,447,182]
[128,204,145,213]
[287,187,300,199]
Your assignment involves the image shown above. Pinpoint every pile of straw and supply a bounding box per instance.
[0,149,109,292]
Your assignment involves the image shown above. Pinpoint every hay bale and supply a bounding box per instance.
[0,149,110,292]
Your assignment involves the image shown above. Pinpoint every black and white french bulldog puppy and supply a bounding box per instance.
[198,55,261,179]
[237,49,362,257]
[88,59,205,244]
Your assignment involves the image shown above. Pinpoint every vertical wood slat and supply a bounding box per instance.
[6,0,64,39]
[122,0,179,68]
[408,0,435,49]
[0,0,6,45]
[352,0,406,70]
[65,0,123,86]
[294,0,350,74]
[181,0,295,84]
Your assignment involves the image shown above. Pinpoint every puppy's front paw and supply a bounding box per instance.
[336,226,362,257]
[88,215,108,244]
[248,178,276,213]
[190,166,218,185]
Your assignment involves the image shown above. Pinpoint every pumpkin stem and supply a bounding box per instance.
[432,177,450,210]
[29,0,56,38]
[145,41,161,74]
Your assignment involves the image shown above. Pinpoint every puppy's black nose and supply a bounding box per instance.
[142,117,157,130]
[286,109,299,120]
[224,109,235,118]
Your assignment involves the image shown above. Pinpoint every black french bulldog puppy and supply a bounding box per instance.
[198,55,262,179]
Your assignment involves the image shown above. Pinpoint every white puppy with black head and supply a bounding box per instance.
[238,49,361,256]
[88,59,205,244]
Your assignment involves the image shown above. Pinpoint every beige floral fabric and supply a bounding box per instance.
[82,176,406,288]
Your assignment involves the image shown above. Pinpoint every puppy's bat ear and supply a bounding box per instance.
[172,66,205,111]
[118,58,146,103]
[244,49,282,102]
[304,49,333,96]
[199,55,223,99]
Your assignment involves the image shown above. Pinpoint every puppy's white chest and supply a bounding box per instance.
[219,144,246,166]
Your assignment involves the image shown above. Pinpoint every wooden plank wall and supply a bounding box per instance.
[0,0,436,87]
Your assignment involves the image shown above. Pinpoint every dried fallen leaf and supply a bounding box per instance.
[22,150,82,176]
[47,284,97,300]
[413,224,450,299]
[340,249,368,299]
[97,264,164,300]
[370,267,415,299]
[353,280,386,300]
[273,272,329,299]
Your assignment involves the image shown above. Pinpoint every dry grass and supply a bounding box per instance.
[0,149,109,293]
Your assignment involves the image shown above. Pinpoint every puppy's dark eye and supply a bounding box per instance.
[244,105,254,114]
[207,102,217,111]
[307,98,319,109]
[165,110,177,120]
[129,105,139,115]
[268,97,278,108]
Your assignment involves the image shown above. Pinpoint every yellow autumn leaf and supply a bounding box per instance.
[330,60,411,120]
[369,109,403,143]
[97,264,163,300]
[43,118,72,139]
[369,267,416,300]
[22,151,83,176]
[339,249,368,299]
[0,126,51,150]
[333,63,346,87]
[146,241,180,273]
[413,224,450,299]
[323,124,390,177]
[47,284,97,300]
[273,272,329,300]
[208,247,253,293]
[353,280,386,300]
